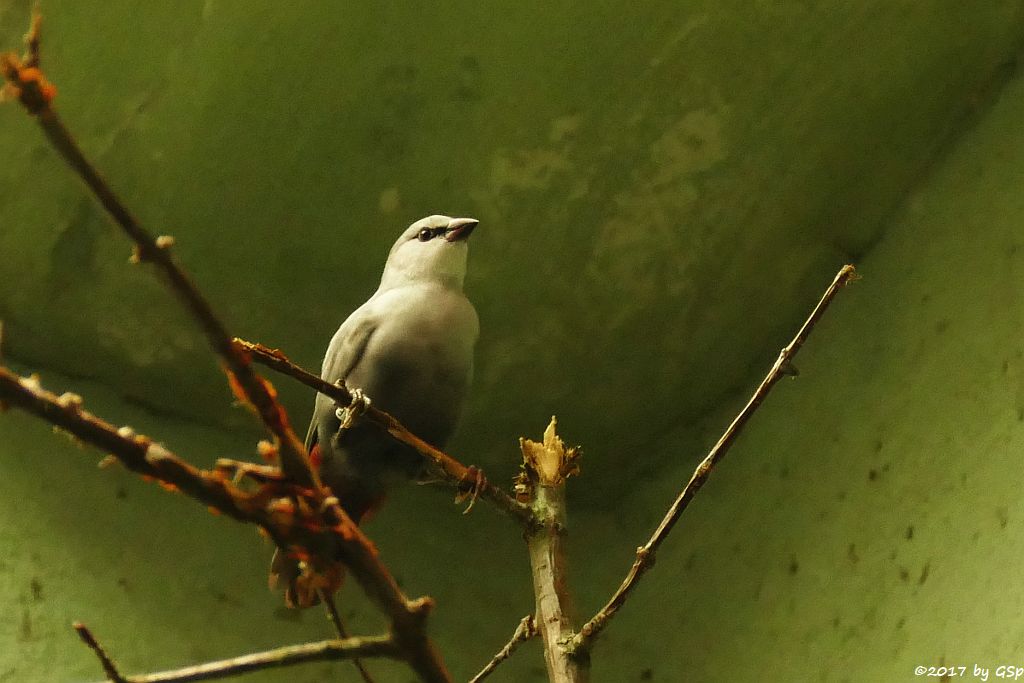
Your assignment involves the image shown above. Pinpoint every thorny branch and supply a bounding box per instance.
[235,339,536,529]
[567,264,859,655]
[76,621,400,683]
[468,615,537,683]
[1,15,450,683]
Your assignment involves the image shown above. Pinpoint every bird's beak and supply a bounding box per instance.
[444,217,478,242]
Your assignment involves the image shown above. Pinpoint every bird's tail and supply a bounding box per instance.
[268,483,387,608]
[268,547,325,608]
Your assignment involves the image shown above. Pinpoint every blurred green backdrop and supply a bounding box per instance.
[1,1,1023,681]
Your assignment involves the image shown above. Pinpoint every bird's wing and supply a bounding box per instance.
[304,308,380,448]
[322,312,379,385]
[303,414,319,452]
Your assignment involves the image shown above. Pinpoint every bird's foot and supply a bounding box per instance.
[455,465,487,514]
[334,383,372,431]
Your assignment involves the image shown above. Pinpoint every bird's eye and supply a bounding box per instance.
[417,228,433,242]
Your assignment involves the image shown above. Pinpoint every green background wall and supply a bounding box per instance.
[1,1,1023,681]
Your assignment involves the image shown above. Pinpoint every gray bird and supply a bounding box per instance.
[270,214,480,607]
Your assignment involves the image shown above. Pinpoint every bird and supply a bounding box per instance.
[270,214,480,607]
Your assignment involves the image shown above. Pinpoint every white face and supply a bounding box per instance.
[379,215,478,290]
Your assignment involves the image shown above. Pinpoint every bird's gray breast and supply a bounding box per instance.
[353,285,477,441]
[318,283,478,485]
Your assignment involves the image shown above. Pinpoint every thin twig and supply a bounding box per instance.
[2,25,451,683]
[213,458,285,485]
[320,590,377,683]
[520,418,588,683]
[236,339,537,529]
[78,624,399,683]
[468,615,537,683]
[74,623,126,683]
[568,264,858,655]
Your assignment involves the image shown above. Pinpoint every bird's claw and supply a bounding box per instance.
[455,465,487,514]
[334,383,372,431]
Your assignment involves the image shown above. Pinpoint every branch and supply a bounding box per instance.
[76,622,399,683]
[235,339,537,529]
[0,367,274,526]
[2,22,451,682]
[568,264,858,655]
[468,615,536,683]
[519,418,588,683]
[0,366,450,681]
[1,15,312,490]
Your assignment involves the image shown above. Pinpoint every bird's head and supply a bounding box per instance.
[379,214,478,291]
